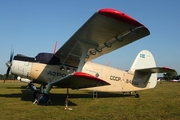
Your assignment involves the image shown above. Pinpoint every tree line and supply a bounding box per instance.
[0,74,16,80]
[163,71,178,81]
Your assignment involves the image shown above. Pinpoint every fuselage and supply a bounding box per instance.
[81,62,152,92]
[11,56,153,92]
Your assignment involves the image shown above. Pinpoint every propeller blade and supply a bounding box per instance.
[5,67,11,80]
[4,48,14,83]
[10,50,14,62]
[4,66,10,83]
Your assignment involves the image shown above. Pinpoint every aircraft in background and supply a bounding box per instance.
[171,75,180,82]
[171,79,180,82]
[5,8,175,104]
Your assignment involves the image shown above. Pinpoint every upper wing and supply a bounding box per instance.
[55,8,150,67]
[50,72,110,89]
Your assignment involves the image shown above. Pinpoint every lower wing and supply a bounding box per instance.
[50,72,110,89]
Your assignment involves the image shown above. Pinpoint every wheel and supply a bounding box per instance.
[135,94,140,98]
[37,93,49,104]
[33,91,39,99]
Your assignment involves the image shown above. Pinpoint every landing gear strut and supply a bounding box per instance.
[33,91,39,99]
[65,87,72,110]
[32,83,52,104]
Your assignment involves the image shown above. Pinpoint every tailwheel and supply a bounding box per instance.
[37,93,50,104]
[135,93,140,98]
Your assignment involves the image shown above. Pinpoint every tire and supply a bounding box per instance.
[135,94,140,98]
[37,93,49,104]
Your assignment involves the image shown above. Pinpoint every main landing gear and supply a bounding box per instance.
[31,83,52,104]
[122,91,140,98]
[33,91,50,104]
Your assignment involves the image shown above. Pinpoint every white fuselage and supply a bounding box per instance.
[11,60,155,92]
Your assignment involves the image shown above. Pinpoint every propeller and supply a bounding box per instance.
[4,49,14,83]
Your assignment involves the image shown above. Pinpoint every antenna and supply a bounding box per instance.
[54,41,58,54]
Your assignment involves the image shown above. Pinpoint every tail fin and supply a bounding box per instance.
[129,50,157,88]
[130,50,156,72]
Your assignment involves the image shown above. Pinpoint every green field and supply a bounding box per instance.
[0,81,180,120]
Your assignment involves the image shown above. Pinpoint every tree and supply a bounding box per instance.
[163,71,178,81]
[0,74,16,80]
[0,74,5,80]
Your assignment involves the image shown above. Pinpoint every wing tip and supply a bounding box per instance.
[98,8,148,29]
[74,72,100,79]
[73,72,110,85]
[162,66,176,71]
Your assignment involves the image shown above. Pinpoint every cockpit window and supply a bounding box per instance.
[35,53,60,65]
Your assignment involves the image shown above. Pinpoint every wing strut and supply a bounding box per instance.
[77,47,88,72]
[77,41,97,72]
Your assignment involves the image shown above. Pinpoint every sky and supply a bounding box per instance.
[0,1,180,76]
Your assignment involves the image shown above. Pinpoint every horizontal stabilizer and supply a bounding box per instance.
[136,67,176,73]
[132,67,176,88]
[50,72,110,89]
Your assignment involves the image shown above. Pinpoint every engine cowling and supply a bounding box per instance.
[11,60,32,78]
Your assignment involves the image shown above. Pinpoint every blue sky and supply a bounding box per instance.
[0,1,180,75]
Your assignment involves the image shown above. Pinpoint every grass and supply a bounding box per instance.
[0,81,180,120]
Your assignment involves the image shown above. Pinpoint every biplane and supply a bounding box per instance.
[5,8,175,104]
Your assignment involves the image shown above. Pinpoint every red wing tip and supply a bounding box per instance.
[98,8,127,17]
[74,72,97,78]
[98,8,146,27]
[73,72,109,83]
[162,66,175,71]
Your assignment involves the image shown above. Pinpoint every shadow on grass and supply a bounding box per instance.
[48,92,134,106]
[0,86,135,106]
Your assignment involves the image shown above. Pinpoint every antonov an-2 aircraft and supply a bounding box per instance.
[5,8,175,104]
